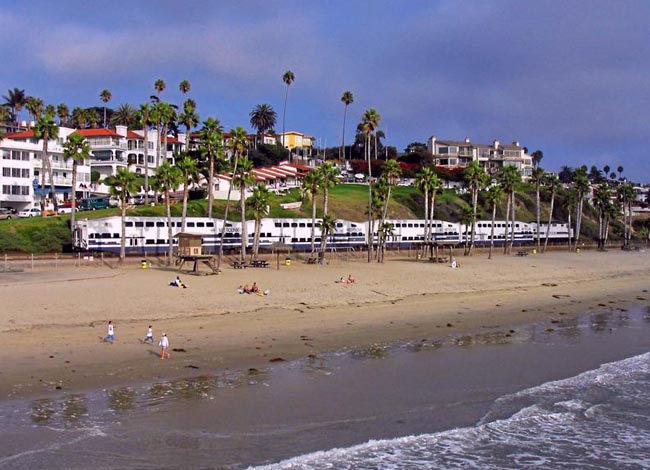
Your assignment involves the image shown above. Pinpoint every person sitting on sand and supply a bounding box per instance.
[169,276,187,288]
[251,282,259,294]
[242,284,251,294]
[347,274,356,284]
[451,257,460,269]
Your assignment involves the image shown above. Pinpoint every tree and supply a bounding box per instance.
[179,100,200,152]
[318,214,337,263]
[572,167,590,252]
[464,161,488,255]
[25,96,44,121]
[176,156,199,232]
[558,165,574,184]
[199,117,224,217]
[531,167,545,251]
[233,157,255,261]
[154,79,166,97]
[86,108,100,128]
[340,91,354,161]
[56,103,70,126]
[137,103,152,204]
[71,107,88,129]
[593,183,612,250]
[3,87,26,121]
[460,205,475,252]
[485,185,503,260]
[153,162,182,263]
[531,149,543,168]
[249,184,270,258]
[542,174,560,253]
[377,159,401,261]
[111,103,137,127]
[302,170,322,254]
[100,89,112,127]
[281,70,295,153]
[249,104,277,147]
[62,133,91,232]
[179,80,191,98]
[562,189,577,251]
[603,164,610,177]
[499,165,520,254]
[34,113,59,213]
[376,221,394,263]
[105,168,138,262]
[617,183,635,249]
[360,108,381,262]
[617,166,624,180]
[217,126,247,271]
[154,102,175,168]
[318,162,339,218]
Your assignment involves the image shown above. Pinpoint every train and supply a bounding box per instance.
[72,216,572,255]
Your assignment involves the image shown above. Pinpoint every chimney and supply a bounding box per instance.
[512,141,519,147]
[465,137,470,143]
[115,125,127,137]
[493,140,500,150]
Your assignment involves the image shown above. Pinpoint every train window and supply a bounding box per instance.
[101,233,111,238]
[407,223,413,228]
[135,222,144,227]
[299,223,306,227]
[316,237,321,242]
[275,222,281,228]
[146,221,154,227]
[292,238,298,242]
[301,238,307,242]
[187,222,195,227]
[283,222,290,227]
[158,239,166,244]
[197,222,205,228]
[156,222,165,227]
[336,223,343,228]
[126,222,133,227]
[146,240,155,245]
[206,222,214,228]
[419,223,425,228]
[291,222,298,227]
[113,233,119,238]
[516,224,520,228]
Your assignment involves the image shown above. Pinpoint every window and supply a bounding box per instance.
[196,222,204,228]
[156,222,165,227]
[187,222,195,227]
[135,222,144,227]
[146,222,154,227]
[274,222,281,228]
[291,222,297,227]
[283,222,289,227]
[125,222,133,227]
[299,223,306,227]
[206,222,214,228]
[2,168,9,177]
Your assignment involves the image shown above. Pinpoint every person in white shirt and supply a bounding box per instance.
[105,320,115,344]
[144,325,154,344]
[159,333,170,360]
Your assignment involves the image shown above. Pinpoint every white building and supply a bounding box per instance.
[426,136,534,180]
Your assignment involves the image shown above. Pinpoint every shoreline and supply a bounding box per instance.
[1,249,649,401]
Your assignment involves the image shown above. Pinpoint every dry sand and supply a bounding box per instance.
[1,249,649,400]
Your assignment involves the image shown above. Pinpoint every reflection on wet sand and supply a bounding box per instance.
[108,387,136,411]
[30,394,89,426]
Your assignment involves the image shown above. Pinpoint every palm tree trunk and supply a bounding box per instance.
[166,189,173,265]
[282,85,289,161]
[253,218,260,258]
[208,155,214,218]
[181,179,189,232]
[366,133,373,263]
[508,191,515,254]
[423,187,429,245]
[310,196,316,255]
[503,194,511,255]
[489,202,496,259]
[543,190,554,253]
[319,227,328,259]
[536,184,541,251]
[217,154,239,272]
[468,189,477,255]
[430,194,436,257]
[71,161,77,232]
[574,199,582,251]
[40,135,48,215]
[240,183,247,261]
[144,125,150,205]
[341,105,347,163]
[567,211,572,252]
[120,192,127,262]
[604,214,610,248]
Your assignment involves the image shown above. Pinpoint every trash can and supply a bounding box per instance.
[141,259,148,269]
[285,257,291,266]
[532,249,537,255]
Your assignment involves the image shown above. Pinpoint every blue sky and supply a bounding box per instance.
[2,0,649,181]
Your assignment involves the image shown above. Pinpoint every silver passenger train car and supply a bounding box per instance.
[72,216,571,255]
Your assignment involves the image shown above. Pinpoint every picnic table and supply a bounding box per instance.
[250,259,269,268]
[232,260,247,269]
[427,256,449,263]
[516,250,529,257]
[306,257,318,264]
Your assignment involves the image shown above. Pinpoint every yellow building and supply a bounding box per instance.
[279,131,315,151]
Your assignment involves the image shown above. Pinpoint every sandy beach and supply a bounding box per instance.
[1,249,649,400]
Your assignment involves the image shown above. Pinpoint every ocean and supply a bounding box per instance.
[1,306,649,469]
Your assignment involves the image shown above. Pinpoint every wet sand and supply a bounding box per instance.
[0,249,649,400]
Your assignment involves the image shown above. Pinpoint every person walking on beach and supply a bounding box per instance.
[159,333,170,360]
[144,325,154,344]
[105,320,115,344]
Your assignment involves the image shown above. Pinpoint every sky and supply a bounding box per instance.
[2,0,649,181]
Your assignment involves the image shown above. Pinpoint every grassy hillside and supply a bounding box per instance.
[0,183,628,253]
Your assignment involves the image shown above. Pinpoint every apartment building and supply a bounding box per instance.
[427,136,533,180]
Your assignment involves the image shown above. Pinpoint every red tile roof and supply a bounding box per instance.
[127,130,144,139]
[4,130,35,139]
[75,128,121,138]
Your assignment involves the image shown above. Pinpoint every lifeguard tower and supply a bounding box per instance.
[175,233,219,274]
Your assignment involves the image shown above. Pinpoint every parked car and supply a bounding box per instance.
[18,208,42,218]
[57,207,79,214]
[0,208,13,220]
[79,196,110,211]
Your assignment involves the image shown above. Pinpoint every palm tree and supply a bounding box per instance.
[56,103,70,126]
[0,107,8,137]
[603,164,610,178]
[562,189,577,251]
[376,221,394,263]
[617,166,624,180]
[233,157,255,261]
[71,107,88,129]
[542,174,560,253]
[25,97,44,121]
[340,91,354,161]
[111,103,137,127]
[531,167,545,251]
[460,205,475,252]
[216,126,247,271]
[249,104,277,148]
[281,70,295,153]
[302,170,322,255]
[153,162,182,263]
[176,156,199,232]
[486,185,503,260]
[531,149,543,168]
[380,159,401,222]
[318,214,337,263]
[137,103,152,204]
[34,113,59,213]
[154,79,166,98]
[572,167,590,252]
[105,168,138,262]
[249,184,270,258]
[464,161,488,255]
[199,117,224,217]
[617,183,635,249]
[360,108,381,262]
[318,162,338,218]
[179,80,191,100]
[499,165,520,254]
[593,183,612,250]
[62,133,91,232]
[100,89,112,127]
[156,102,176,167]
[179,100,200,152]
[417,166,434,245]
[86,108,100,128]
[3,87,26,121]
